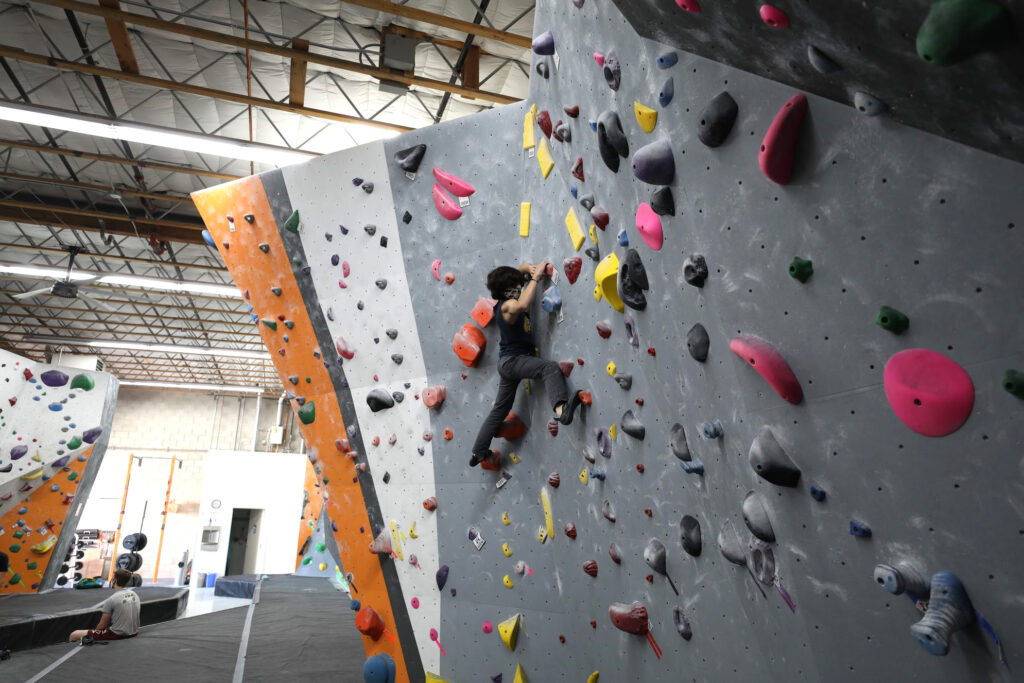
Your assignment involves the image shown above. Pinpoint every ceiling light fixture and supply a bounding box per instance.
[0,100,317,167]
[0,262,240,298]
[24,336,270,360]
[119,380,265,394]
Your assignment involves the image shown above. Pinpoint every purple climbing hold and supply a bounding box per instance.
[436,564,449,590]
[532,30,555,55]
[623,314,640,347]
[82,427,103,444]
[51,455,70,468]
[632,140,675,185]
[352,177,363,186]
[11,445,28,460]
[331,254,340,266]
[40,370,69,387]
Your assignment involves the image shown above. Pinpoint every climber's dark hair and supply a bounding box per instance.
[487,266,523,300]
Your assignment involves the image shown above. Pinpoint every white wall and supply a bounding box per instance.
[190,449,306,579]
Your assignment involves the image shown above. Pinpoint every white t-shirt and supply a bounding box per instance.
[101,588,141,635]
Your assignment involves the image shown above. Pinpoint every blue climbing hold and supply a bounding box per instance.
[657,52,678,68]
[571,184,578,198]
[202,230,215,248]
[363,653,397,683]
[681,458,705,475]
[617,228,629,246]
[659,77,674,107]
[541,285,562,313]
[700,421,723,439]
[350,599,361,611]
[849,520,872,538]
[809,484,826,502]
[589,120,598,132]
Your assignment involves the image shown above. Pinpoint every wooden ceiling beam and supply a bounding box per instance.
[0,170,189,202]
[0,199,206,244]
[97,0,139,74]
[0,290,249,315]
[288,37,310,107]
[338,0,531,49]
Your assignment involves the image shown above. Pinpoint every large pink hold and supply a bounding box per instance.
[759,93,807,185]
[730,335,803,404]
[634,203,663,251]
[432,168,475,197]
[884,349,974,437]
[432,184,463,220]
[675,0,700,12]
[759,4,789,27]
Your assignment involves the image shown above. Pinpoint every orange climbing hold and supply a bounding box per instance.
[496,413,527,440]
[481,451,502,471]
[453,323,486,367]
[355,605,387,641]
[443,429,454,440]
[423,386,447,409]
[580,391,592,406]
[471,297,498,327]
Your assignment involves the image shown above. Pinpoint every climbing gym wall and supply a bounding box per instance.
[194,0,1024,679]
[0,349,117,593]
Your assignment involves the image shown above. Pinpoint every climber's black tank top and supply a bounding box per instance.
[494,299,535,357]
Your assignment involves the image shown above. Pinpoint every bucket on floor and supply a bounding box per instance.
[197,572,208,587]
[205,573,217,588]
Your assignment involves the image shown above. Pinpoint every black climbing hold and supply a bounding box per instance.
[533,29,555,55]
[673,607,693,641]
[657,52,678,69]
[620,410,645,440]
[362,182,374,194]
[402,211,412,224]
[383,472,391,483]
[854,92,888,117]
[659,76,674,107]
[288,376,298,385]
[603,50,620,91]
[597,111,629,173]
[1003,369,1024,398]
[807,45,841,74]
[258,243,270,253]
[364,225,376,236]
[698,91,738,148]
[651,187,675,216]
[271,287,283,296]
[680,515,701,556]
[375,279,387,290]
[394,143,427,173]
[632,140,675,185]
[876,305,909,334]
[536,61,550,79]
[613,373,632,390]
[584,246,600,262]
[386,329,398,340]
[325,233,332,241]
[284,210,300,232]
[380,236,388,248]
[243,214,254,223]
[367,388,395,412]
[686,323,709,362]
[670,423,690,461]
[741,491,776,542]
[357,301,365,310]
[916,0,1011,67]
[809,484,826,501]
[749,426,801,487]
[619,249,649,311]
[392,391,404,403]
[580,194,595,210]
[683,254,708,288]
[789,256,813,282]
[391,354,403,365]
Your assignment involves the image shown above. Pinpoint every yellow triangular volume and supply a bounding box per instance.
[514,663,528,683]
[536,137,555,179]
[564,208,585,251]
[498,613,522,651]
[425,673,453,683]
[523,109,536,150]
[634,101,658,133]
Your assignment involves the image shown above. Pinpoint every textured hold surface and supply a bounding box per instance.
[876,305,910,334]
[632,139,675,185]
[683,254,709,288]
[911,571,976,656]
[698,91,738,148]
[730,334,804,404]
[394,144,427,173]
[603,50,621,90]
[854,91,888,117]
[749,427,801,487]
[597,111,629,172]
[686,323,710,362]
[883,349,975,437]
[759,94,808,185]
[916,0,1011,66]
[680,515,702,556]
[741,491,776,542]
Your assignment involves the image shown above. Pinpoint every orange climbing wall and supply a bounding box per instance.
[295,457,324,566]
[192,177,413,682]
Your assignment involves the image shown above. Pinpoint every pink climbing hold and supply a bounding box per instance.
[593,52,605,66]
[431,259,442,281]
[729,334,803,404]
[432,184,463,220]
[432,168,475,197]
[759,4,789,27]
[335,336,355,360]
[634,203,664,251]
[482,621,493,634]
[759,93,807,185]
[675,0,700,12]
[342,261,350,277]
[423,386,446,409]
[411,597,420,609]
[884,349,974,437]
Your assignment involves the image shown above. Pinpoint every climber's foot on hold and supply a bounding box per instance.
[557,391,585,425]
[469,451,488,467]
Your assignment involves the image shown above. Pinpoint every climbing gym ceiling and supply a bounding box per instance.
[0,0,533,392]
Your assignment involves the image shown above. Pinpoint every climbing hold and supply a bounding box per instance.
[854,91,888,117]
[644,539,679,595]
[361,182,374,194]
[620,410,645,440]
[884,348,974,437]
[788,256,814,282]
[596,321,612,339]
[916,0,1011,66]
[564,208,586,251]
[603,50,620,91]
[849,520,872,538]
[876,305,910,334]
[604,544,623,567]
[659,77,674,107]
[749,426,801,487]
[623,314,640,347]
[591,208,609,230]
[502,542,513,558]
[580,194,595,210]
[271,287,283,296]
[686,323,710,362]
[297,401,316,425]
[363,653,397,683]
[741,491,776,542]
[355,605,386,641]
[596,428,612,458]
[498,614,522,651]
[536,110,553,139]
[617,228,629,248]
[809,484,826,502]
[394,143,427,173]
[874,561,930,600]
[807,45,841,73]
[605,361,617,376]
[675,0,701,12]
[563,257,582,284]
[40,370,69,387]
[364,225,376,236]
[634,102,658,133]
[594,252,624,311]
[683,254,708,288]
[432,184,463,220]
[423,496,438,511]
[680,515,702,556]
[471,297,497,327]
[651,187,675,216]
[597,111,629,173]
[352,177,363,186]
[669,423,691,462]
[258,243,270,253]
[366,388,396,412]
[433,168,475,197]
[375,278,387,290]
[431,260,441,281]
[435,565,450,592]
[532,29,554,55]
[1003,369,1024,398]
[614,373,632,390]
[284,210,300,232]
[541,285,562,313]
[571,157,584,182]
[583,560,599,577]
[70,374,95,391]
[453,323,487,367]
[496,413,526,440]
[657,52,678,68]
[402,211,412,224]
[336,336,355,360]
[202,230,215,247]
[602,499,616,523]
[759,93,808,185]
[634,203,664,251]
[385,328,398,339]
[698,91,738,148]
[536,61,549,78]
[632,140,675,185]
[759,4,789,27]
[717,519,746,565]
[564,105,580,119]
[563,522,577,540]
[673,607,693,641]
[620,249,650,311]
[547,472,561,488]
[730,335,804,404]
[444,272,455,285]
[523,108,536,149]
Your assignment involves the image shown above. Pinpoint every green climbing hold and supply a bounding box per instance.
[876,306,909,334]
[1002,369,1024,398]
[9,573,21,585]
[67,436,82,450]
[305,377,311,383]
[315,542,326,552]
[916,0,1011,66]
[298,401,316,424]
[13,529,24,539]
[788,257,814,283]
[9,543,21,553]
[284,209,300,232]
[292,258,303,267]
[27,561,37,570]
[261,318,278,331]
[322,477,329,484]
[70,374,94,391]
[302,555,313,565]
[68,472,79,481]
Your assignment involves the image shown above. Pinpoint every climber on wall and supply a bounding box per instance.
[469,261,586,467]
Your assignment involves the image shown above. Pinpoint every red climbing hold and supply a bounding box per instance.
[432,184,463,220]
[559,361,575,377]
[388,434,397,446]
[496,413,527,440]
[471,297,498,327]
[572,157,585,181]
[636,464,645,473]
[730,334,804,404]
[884,349,974,437]
[647,347,656,356]
[759,93,807,185]
[336,438,350,452]
[371,436,381,447]
[577,358,585,366]
[564,523,577,539]
[422,386,447,409]
[644,509,653,517]
[579,391,592,406]
[23,369,32,380]
[8,397,16,406]
[591,209,609,230]
[536,110,553,139]
[548,472,561,488]
[355,606,386,641]
[563,257,582,284]
[547,420,559,436]
[423,496,438,511]
[342,261,351,277]
[635,398,644,406]
[480,450,502,471]
[646,574,654,583]
[583,560,599,577]
[444,272,456,285]
[453,323,486,367]
[596,321,612,338]
[335,336,355,360]
[759,4,789,28]
[564,105,580,118]
[675,0,700,12]
[432,168,475,197]
[609,602,650,635]
[443,428,454,440]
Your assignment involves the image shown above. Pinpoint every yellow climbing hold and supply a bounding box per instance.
[536,137,554,178]
[318,562,327,571]
[519,202,531,237]
[609,424,617,441]
[594,252,624,312]
[502,542,513,557]
[20,469,43,481]
[540,488,555,540]
[408,522,418,539]
[606,361,616,376]
[498,613,522,650]
[508,451,521,464]
[587,672,600,683]
[30,535,57,554]
[593,283,603,303]
[502,511,511,525]
[523,109,536,150]
[634,101,658,133]
[565,208,585,251]
[514,663,528,683]
[390,520,404,560]
[426,673,453,683]
[503,574,514,589]
[589,223,599,244]
[579,468,590,485]
[537,527,548,543]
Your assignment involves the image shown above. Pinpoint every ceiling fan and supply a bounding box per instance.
[11,246,114,312]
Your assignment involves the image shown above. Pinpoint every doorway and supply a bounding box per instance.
[225,508,262,576]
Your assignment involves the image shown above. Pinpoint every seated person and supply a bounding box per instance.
[69,569,141,643]
[0,550,8,587]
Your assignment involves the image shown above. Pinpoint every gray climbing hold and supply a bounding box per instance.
[603,50,620,91]
[619,249,649,311]
[392,391,405,403]
[659,76,674,107]
[748,538,776,585]
[620,410,645,440]
[366,388,395,412]
[580,194,596,210]
[807,45,841,74]
[632,140,675,185]
[554,122,571,142]
[670,423,690,461]
[717,519,746,566]
[597,428,612,457]
[602,499,616,522]
[698,91,738,148]
[673,606,693,641]
[623,314,640,347]
[536,61,549,79]
[683,254,708,288]
[741,491,776,542]
[385,329,398,339]
[680,515,701,556]
[258,243,270,253]
[651,187,675,216]
[686,323,710,362]
[394,143,427,173]
[597,111,629,173]
[584,246,600,262]
[375,279,387,290]
[643,539,678,595]
[361,182,374,194]
[391,354,403,364]
[874,561,929,601]
[613,373,632,390]
[749,427,801,487]
[911,572,976,656]
[288,376,299,385]
[854,91,888,117]
[532,30,555,55]
[657,52,678,69]
[364,225,376,236]
[402,211,412,224]
[271,287,282,296]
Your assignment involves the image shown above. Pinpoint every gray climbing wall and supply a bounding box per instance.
[376,0,1024,680]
